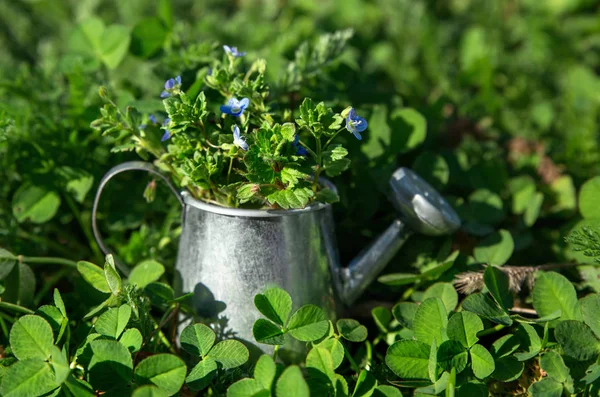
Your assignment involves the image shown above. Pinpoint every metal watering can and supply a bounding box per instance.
[92,161,460,350]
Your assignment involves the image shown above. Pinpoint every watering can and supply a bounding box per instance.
[92,161,461,350]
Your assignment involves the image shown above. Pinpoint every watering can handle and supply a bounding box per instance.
[91,161,184,275]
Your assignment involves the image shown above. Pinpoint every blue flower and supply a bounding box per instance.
[160,76,182,98]
[223,45,246,57]
[148,114,157,124]
[292,135,307,156]
[345,108,368,140]
[220,97,250,117]
[161,118,171,142]
[233,126,248,151]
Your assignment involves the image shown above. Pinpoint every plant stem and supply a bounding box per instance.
[323,128,345,150]
[34,268,71,306]
[0,301,35,315]
[312,137,322,191]
[9,255,78,269]
[227,156,234,184]
[477,324,505,338]
[344,346,360,373]
[273,344,280,361]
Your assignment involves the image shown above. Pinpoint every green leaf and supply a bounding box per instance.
[0,359,57,397]
[524,192,544,226]
[466,189,504,225]
[3,262,35,307]
[132,385,170,397]
[473,230,514,266]
[280,167,309,187]
[385,340,431,379]
[134,354,187,396]
[513,323,541,361]
[446,311,483,348]
[94,304,131,339]
[253,319,286,345]
[130,17,168,58]
[36,305,64,339]
[413,298,448,346]
[540,351,570,383]
[12,184,60,224]
[186,357,217,391]
[53,289,67,318]
[88,339,133,390]
[336,319,368,342]
[372,307,393,333]
[422,283,458,312]
[0,247,16,280]
[306,347,335,383]
[286,305,329,342]
[145,282,175,306]
[555,320,600,360]
[528,378,563,397]
[254,355,276,390]
[373,385,403,397]
[10,315,54,360]
[119,328,143,353]
[227,378,269,397]
[63,374,95,397]
[50,345,70,385]
[129,260,165,288]
[254,288,292,326]
[532,271,578,322]
[579,176,600,219]
[353,370,377,397]
[104,256,122,295]
[275,366,310,397]
[392,302,419,329]
[207,340,249,369]
[377,273,420,286]
[266,187,314,209]
[469,344,495,379]
[180,323,216,357]
[483,266,513,310]
[429,339,439,383]
[324,158,351,177]
[462,293,513,326]
[77,261,110,293]
[315,337,344,369]
[491,356,524,382]
[580,294,600,338]
[437,340,468,373]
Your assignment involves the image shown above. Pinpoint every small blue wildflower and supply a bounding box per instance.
[160,76,182,98]
[292,135,307,156]
[233,125,248,151]
[161,118,171,142]
[149,114,157,124]
[345,108,368,140]
[223,45,246,57]
[220,97,249,117]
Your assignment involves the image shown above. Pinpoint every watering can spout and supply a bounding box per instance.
[336,167,461,306]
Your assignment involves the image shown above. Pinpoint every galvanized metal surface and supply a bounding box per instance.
[93,162,461,354]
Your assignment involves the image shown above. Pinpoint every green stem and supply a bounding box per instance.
[313,137,323,191]
[323,128,345,150]
[298,140,317,159]
[477,324,505,338]
[227,156,234,185]
[344,345,360,373]
[0,301,35,315]
[273,344,280,362]
[6,256,78,269]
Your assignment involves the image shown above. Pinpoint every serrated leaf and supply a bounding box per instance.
[470,344,495,379]
[94,304,131,339]
[580,294,600,339]
[324,158,351,177]
[533,271,578,323]
[0,247,16,280]
[540,351,570,383]
[207,340,249,369]
[286,305,329,342]
[555,320,600,360]
[10,315,54,360]
[385,340,430,379]
[275,366,309,397]
[336,319,368,342]
[280,167,308,187]
[446,311,483,348]
[134,354,187,395]
[129,260,165,288]
[180,323,216,357]
[77,261,110,293]
[413,298,448,346]
[0,359,57,397]
[462,293,513,326]
[186,357,217,391]
[253,319,286,345]
[254,288,292,326]
[422,283,458,312]
[513,323,541,361]
[528,378,563,397]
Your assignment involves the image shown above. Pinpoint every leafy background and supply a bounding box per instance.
[1,0,600,395]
